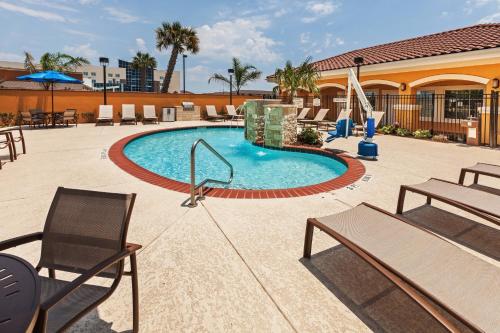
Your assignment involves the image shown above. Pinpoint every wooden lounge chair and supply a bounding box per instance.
[459,163,500,195]
[55,109,78,127]
[143,105,158,124]
[354,111,385,136]
[304,203,500,332]
[297,107,311,121]
[225,105,244,121]
[397,178,500,226]
[298,108,329,129]
[0,187,141,332]
[96,105,114,126]
[205,105,225,122]
[121,104,137,125]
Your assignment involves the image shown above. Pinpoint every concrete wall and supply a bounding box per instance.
[0,90,257,123]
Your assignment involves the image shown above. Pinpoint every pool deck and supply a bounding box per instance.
[1,121,499,332]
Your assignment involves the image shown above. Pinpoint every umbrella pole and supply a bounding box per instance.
[51,82,55,127]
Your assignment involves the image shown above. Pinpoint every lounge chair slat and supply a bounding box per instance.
[311,203,500,332]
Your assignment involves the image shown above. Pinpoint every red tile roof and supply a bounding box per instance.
[313,24,500,71]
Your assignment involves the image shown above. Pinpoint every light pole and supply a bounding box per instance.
[182,54,187,93]
[99,57,109,105]
[228,68,234,105]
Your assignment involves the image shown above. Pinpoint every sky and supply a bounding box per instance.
[0,0,500,93]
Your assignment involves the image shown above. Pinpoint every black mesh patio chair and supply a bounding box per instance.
[0,187,141,332]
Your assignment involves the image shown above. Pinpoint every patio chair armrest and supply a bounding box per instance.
[0,232,43,251]
[40,244,141,311]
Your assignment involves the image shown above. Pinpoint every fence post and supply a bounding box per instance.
[490,91,498,148]
[430,93,435,135]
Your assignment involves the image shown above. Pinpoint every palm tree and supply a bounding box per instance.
[273,57,320,103]
[131,52,157,92]
[155,21,199,93]
[208,58,262,95]
[23,51,90,89]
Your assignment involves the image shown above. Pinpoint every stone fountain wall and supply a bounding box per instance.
[244,99,281,143]
[264,104,298,147]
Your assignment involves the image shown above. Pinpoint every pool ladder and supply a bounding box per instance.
[189,139,234,207]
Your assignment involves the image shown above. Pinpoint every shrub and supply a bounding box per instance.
[297,128,322,146]
[379,125,395,135]
[432,134,449,143]
[81,112,95,123]
[413,129,432,139]
[0,113,14,127]
[396,128,412,137]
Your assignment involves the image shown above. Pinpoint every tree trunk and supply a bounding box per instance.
[161,47,178,93]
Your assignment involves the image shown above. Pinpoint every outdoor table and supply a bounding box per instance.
[0,253,41,333]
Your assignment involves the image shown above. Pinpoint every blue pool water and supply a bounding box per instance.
[123,127,347,190]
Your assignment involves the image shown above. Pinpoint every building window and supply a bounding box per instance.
[108,73,113,77]
[416,90,434,118]
[115,74,120,77]
[83,72,88,76]
[91,72,96,76]
[160,76,164,80]
[444,90,483,119]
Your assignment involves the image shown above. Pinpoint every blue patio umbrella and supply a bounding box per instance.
[17,70,82,126]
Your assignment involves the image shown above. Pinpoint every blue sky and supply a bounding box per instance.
[0,0,499,92]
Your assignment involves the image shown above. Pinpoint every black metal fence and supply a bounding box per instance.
[299,92,499,147]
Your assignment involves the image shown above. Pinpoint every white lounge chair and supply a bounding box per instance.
[121,104,137,125]
[143,105,158,124]
[225,105,244,121]
[354,111,385,135]
[96,105,113,126]
[298,108,329,129]
[297,108,311,120]
[206,105,225,122]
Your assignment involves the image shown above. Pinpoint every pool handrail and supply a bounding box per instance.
[189,138,234,207]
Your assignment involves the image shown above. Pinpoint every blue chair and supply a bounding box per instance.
[325,119,353,143]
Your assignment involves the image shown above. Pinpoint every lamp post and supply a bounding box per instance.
[182,54,187,93]
[228,68,234,105]
[99,57,109,105]
[353,56,364,80]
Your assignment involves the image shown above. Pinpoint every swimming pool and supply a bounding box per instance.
[122,127,348,190]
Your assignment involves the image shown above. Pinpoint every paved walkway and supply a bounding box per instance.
[1,122,498,332]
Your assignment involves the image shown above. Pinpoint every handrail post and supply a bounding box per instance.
[189,141,198,207]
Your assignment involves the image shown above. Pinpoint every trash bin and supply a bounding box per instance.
[162,107,176,122]
[460,117,479,146]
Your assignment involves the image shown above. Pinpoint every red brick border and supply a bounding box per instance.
[108,126,365,199]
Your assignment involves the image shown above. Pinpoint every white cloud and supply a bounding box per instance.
[0,51,24,62]
[0,1,66,22]
[274,8,288,17]
[103,6,140,23]
[465,0,497,14]
[479,11,500,22]
[19,0,77,12]
[63,43,98,60]
[300,32,311,44]
[135,38,148,52]
[302,1,339,23]
[64,29,97,40]
[78,0,99,4]
[196,17,280,63]
[187,65,211,83]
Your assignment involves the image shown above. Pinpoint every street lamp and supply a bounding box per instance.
[353,56,364,80]
[182,54,187,93]
[228,68,234,105]
[99,57,109,105]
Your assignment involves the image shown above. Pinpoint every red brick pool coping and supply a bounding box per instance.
[108,126,366,199]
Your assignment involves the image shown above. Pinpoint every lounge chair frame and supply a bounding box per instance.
[0,188,141,332]
[397,178,500,226]
[121,104,138,125]
[96,105,114,126]
[459,162,500,185]
[205,105,225,122]
[143,105,159,124]
[303,202,482,333]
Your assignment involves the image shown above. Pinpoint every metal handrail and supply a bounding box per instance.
[189,139,233,207]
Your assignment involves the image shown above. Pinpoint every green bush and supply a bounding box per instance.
[413,129,432,139]
[297,128,322,145]
[379,125,395,135]
[396,128,412,137]
[0,113,14,127]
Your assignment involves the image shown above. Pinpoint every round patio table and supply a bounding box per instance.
[0,253,40,333]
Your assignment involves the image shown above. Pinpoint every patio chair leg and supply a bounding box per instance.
[426,196,432,205]
[458,170,466,185]
[19,128,26,154]
[396,187,407,214]
[303,220,315,258]
[7,133,17,160]
[48,268,55,278]
[130,252,139,333]
[473,173,479,184]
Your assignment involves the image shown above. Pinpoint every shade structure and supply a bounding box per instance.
[17,71,82,126]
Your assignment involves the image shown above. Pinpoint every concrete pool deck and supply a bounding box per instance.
[1,121,499,332]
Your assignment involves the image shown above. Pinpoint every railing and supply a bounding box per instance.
[189,139,233,207]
